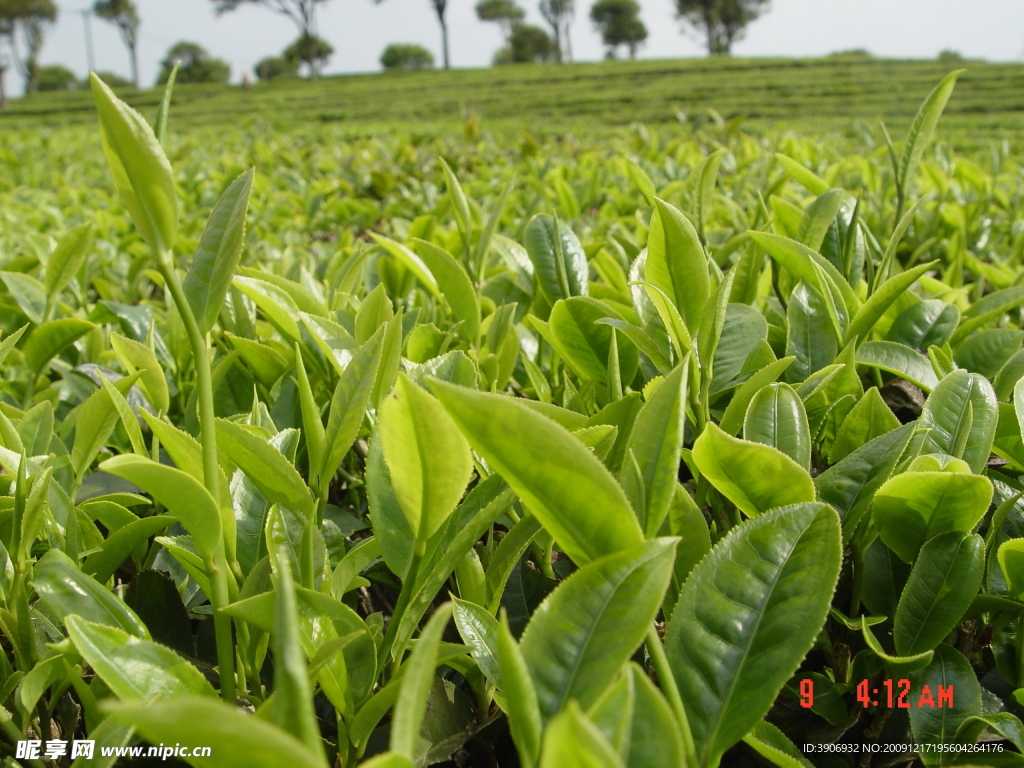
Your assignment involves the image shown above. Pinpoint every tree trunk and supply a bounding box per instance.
[564,21,572,62]
[439,13,449,69]
[552,22,562,63]
[130,40,140,89]
[0,67,7,109]
[306,3,318,81]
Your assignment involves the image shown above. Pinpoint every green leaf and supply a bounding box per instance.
[1,270,46,324]
[321,323,386,487]
[66,615,214,699]
[269,550,326,761]
[70,371,143,478]
[860,616,933,676]
[666,502,841,768]
[369,233,442,299]
[539,702,625,768]
[625,663,685,768]
[380,374,473,551]
[718,357,795,436]
[497,613,543,768]
[183,168,255,333]
[953,713,1024,754]
[908,643,980,766]
[216,419,314,518]
[411,238,480,341]
[692,423,815,517]
[893,531,983,656]
[749,231,858,314]
[549,297,638,386]
[742,382,811,470]
[390,603,454,760]
[0,324,27,368]
[153,61,178,144]
[82,515,176,584]
[105,696,329,768]
[99,454,223,559]
[774,153,829,195]
[520,538,676,720]
[439,157,472,255]
[453,598,502,686]
[785,282,838,383]
[798,188,844,252]
[844,261,937,346]
[951,285,1024,345]
[385,478,513,665]
[32,549,149,638]
[22,318,93,374]
[90,72,177,254]
[44,222,94,301]
[694,149,726,243]
[233,276,302,341]
[887,299,960,350]
[645,198,709,332]
[110,332,170,415]
[524,214,588,302]
[913,369,998,473]
[485,515,543,613]
[622,363,687,536]
[898,71,962,203]
[828,387,901,463]
[873,470,992,563]
[856,340,940,391]
[430,380,643,565]
[741,720,814,768]
[998,538,1024,601]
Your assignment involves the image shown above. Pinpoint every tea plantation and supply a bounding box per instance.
[0,60,1023,767]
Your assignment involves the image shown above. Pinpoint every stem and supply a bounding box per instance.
[645,624,697,767]
[207,553,237,702]
[158,253,220,507]
[158,251,235,701]
[380,551,423,677]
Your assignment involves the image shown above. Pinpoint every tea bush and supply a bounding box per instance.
[1,69,1024,767]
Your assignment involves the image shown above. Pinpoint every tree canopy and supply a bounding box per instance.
[674,0,769,55]
[494,22,555,64]
[212,0,329,78]
[157,41,230,84]
[380,43,435,71]
[476,0,524,39]
[590,0,646,59]
[283,33,333,76]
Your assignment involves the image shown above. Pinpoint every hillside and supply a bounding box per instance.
[2,55,1023,139]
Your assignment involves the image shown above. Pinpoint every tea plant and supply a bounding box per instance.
[1,68,1024,768]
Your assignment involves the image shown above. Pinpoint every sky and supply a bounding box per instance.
[10,0,1024,91]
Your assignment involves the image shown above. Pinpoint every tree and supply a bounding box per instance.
[93,0,140,89]
[254,55,297,80]
[0,0,58,96]
[538,0,572,62]
[380,43,434,71]
[36,63,77,90]
[674,0,769,56]
[0,20,10,107]
[283,33,332,76]
[157,41,230,84]
[476,0,524,40]
[212,0,329,80]
[590,0,646,59]
[494,22,554,64]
